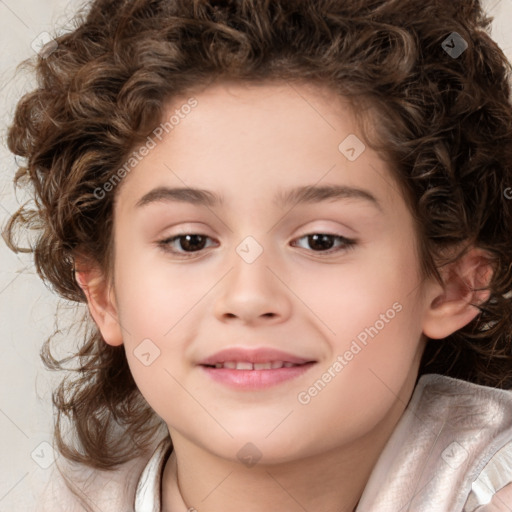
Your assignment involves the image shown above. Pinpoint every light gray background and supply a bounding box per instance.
[0,0,511,509]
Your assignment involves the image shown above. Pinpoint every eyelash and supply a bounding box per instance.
[157,232,357,259]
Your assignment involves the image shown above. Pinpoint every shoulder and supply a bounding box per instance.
[356,374,512,511]
[413,373,512,412]
[415,375,512,511]
[465,440,512,511]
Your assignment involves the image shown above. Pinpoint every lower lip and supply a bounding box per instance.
[199,363,316,390]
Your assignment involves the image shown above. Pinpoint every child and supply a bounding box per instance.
[3,0,512,510]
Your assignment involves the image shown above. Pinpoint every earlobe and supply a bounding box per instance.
[74,259,124,347]
[422,247,493,340]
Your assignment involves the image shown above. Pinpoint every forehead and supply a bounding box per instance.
[115,80,400,214]
[168,79,358,139]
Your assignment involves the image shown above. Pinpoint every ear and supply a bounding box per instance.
[422,246,493,340]
[74,257,124,347]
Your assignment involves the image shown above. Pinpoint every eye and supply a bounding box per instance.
[291,233,357,255]
[158,233,217,258]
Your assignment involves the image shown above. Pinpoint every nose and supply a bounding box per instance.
[213,241,292,326]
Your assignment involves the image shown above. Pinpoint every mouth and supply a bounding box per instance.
[199,347,315,367]
[198,347,317,389]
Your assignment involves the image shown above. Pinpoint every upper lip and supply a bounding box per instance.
[199,347,315,366]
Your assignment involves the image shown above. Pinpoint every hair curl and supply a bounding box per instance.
[3,0,512,473]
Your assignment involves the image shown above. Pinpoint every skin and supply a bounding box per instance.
[76,81,492,512]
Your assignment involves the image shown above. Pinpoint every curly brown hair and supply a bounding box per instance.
[3,0,512,475]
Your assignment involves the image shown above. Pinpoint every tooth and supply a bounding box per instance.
[253,362,272,370]
[212,361,296,370]
[235,362,253,370]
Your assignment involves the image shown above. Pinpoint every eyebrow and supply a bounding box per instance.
[135,184,382,212]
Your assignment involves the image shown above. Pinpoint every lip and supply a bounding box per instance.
[198,347,314,366]
[198,347,317,390]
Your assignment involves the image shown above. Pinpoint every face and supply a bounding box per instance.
[104,81,433,463]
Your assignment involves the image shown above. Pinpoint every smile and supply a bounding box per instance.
[204,361,303,370]
[200,361,316,390]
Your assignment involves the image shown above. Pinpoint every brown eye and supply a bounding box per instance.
[291,233,356,255]
[159,234,216,257]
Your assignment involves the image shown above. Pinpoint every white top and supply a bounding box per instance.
[35,373,512,511]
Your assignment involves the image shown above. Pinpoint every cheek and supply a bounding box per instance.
[292,311,424,455]
[110,245,200,407]
[293,245,425,424]
[297,238,421,341]
[112,241,210,340]
[337,247,425,386]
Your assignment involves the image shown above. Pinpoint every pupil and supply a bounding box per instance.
[309,234,334,251]
[181,234,206,252]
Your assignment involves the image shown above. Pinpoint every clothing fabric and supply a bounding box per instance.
[36,373,512,511]
[133,374,512,512]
